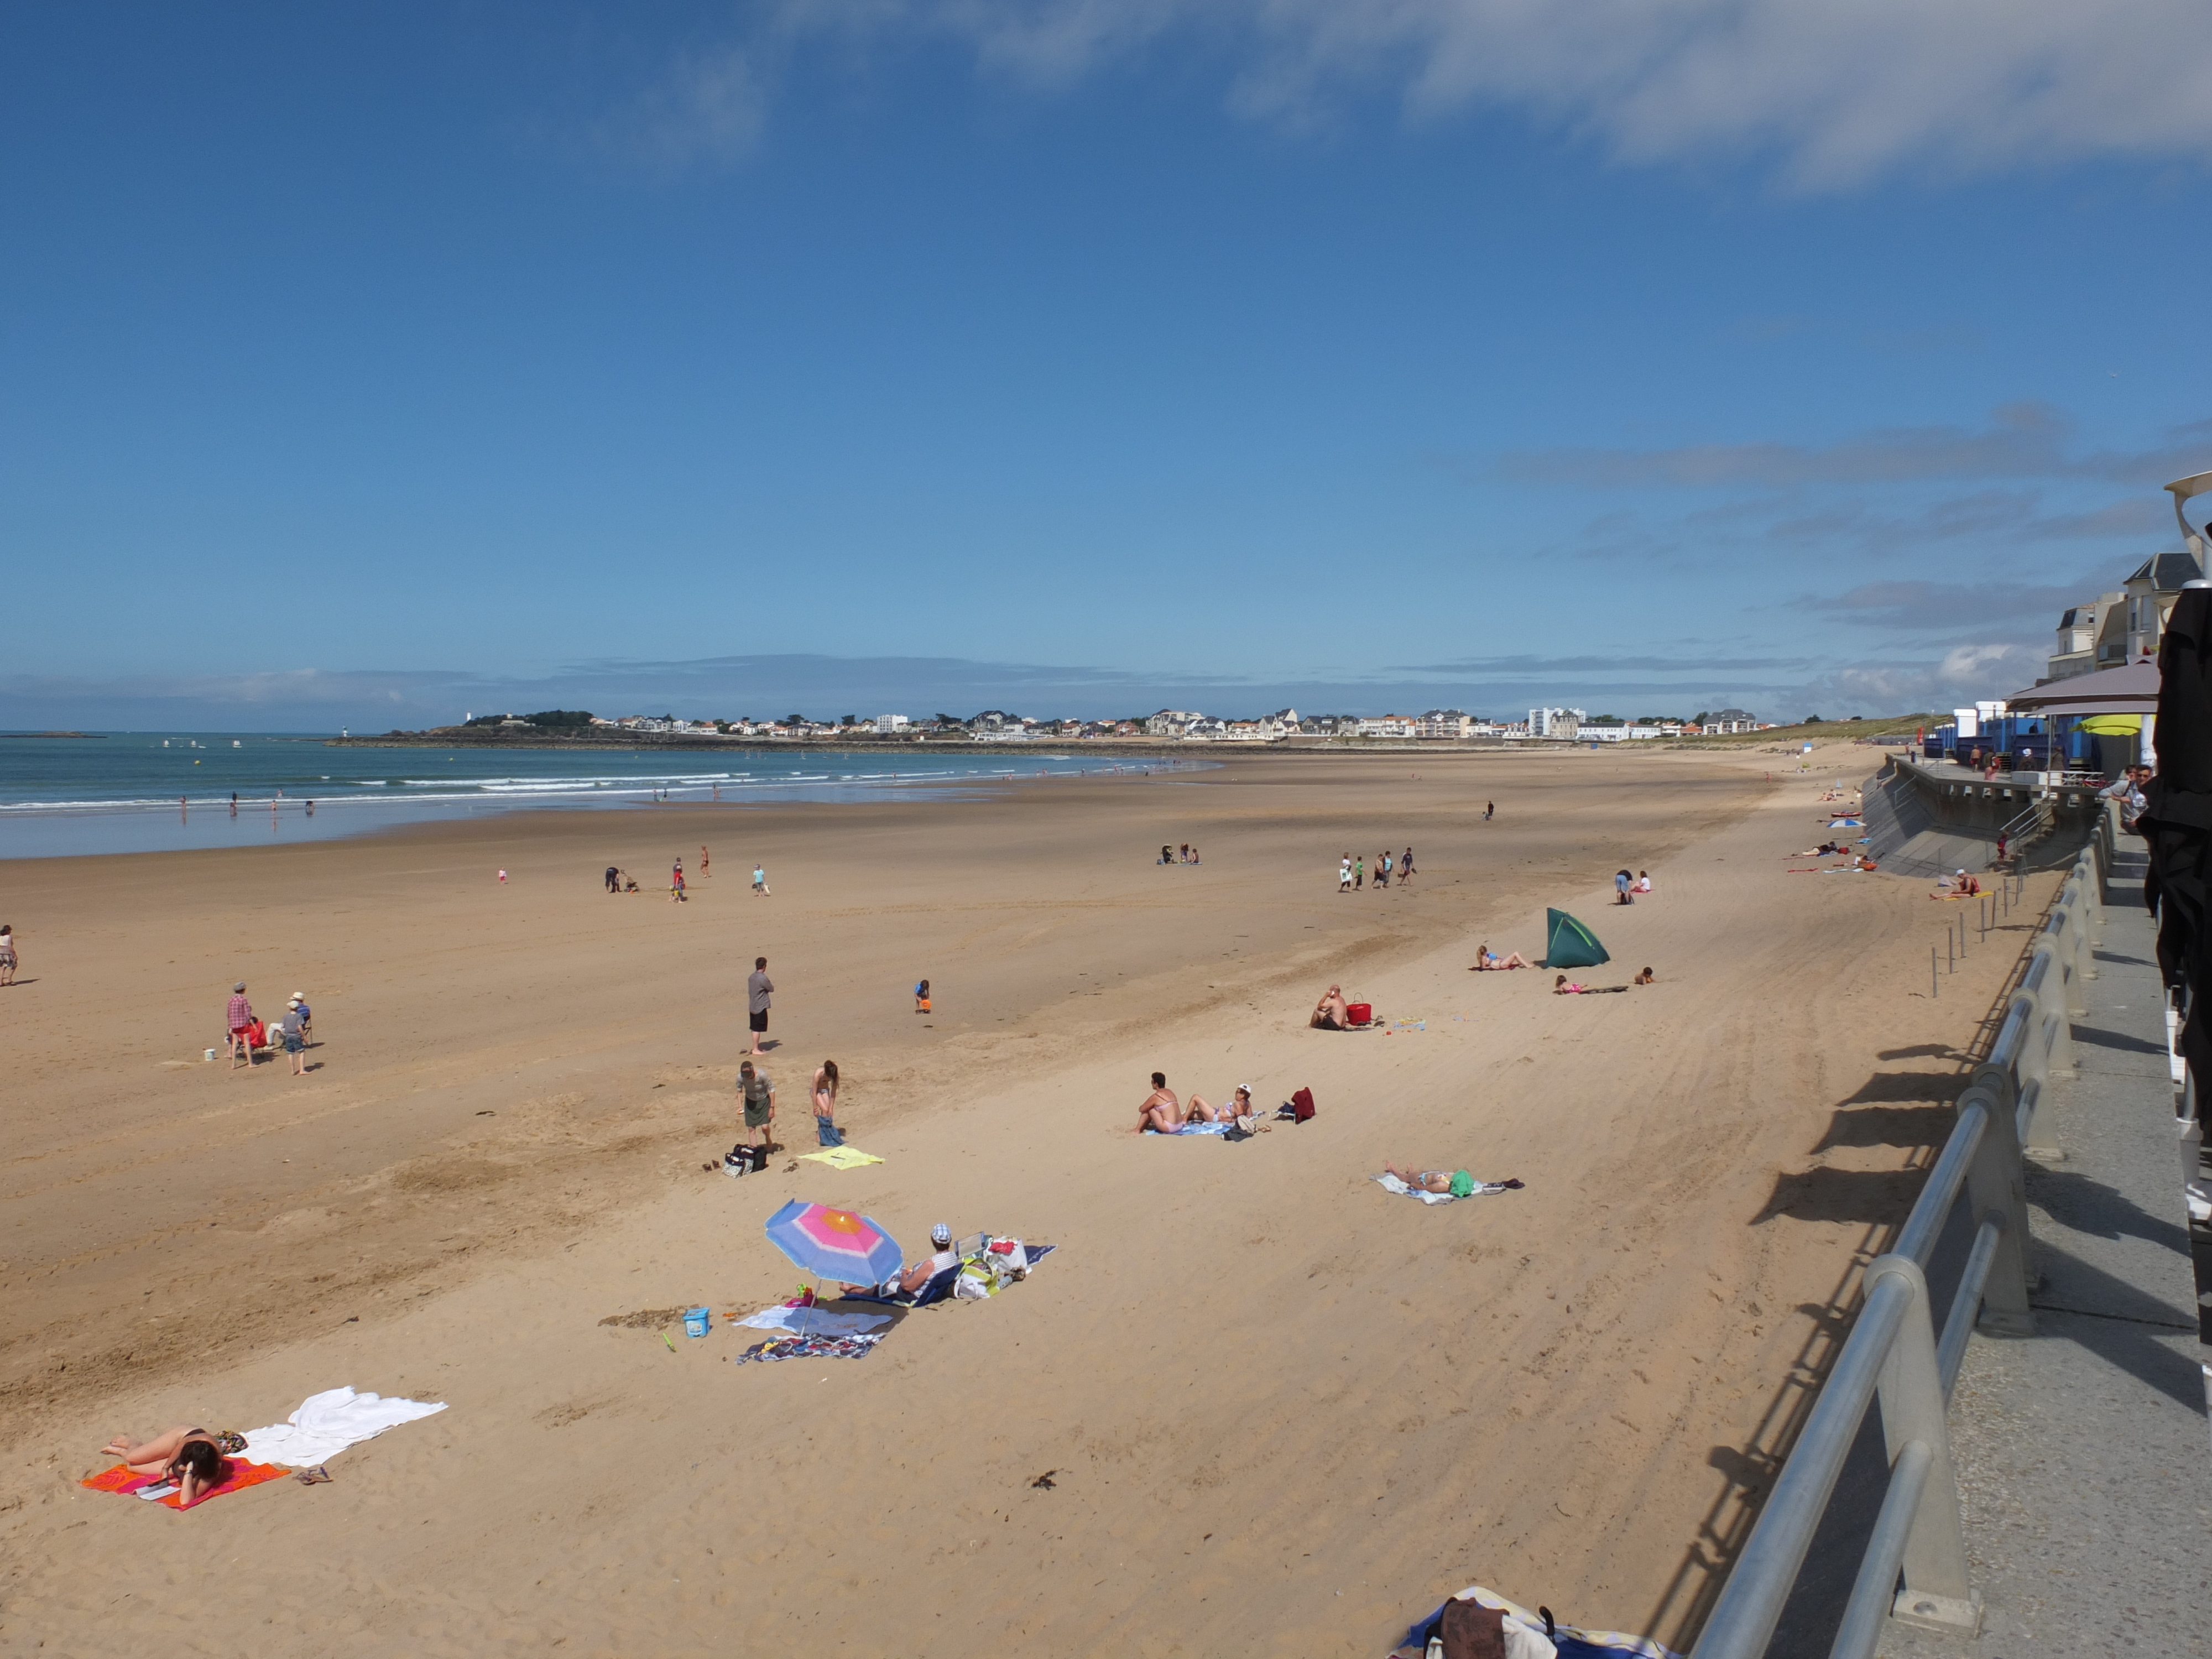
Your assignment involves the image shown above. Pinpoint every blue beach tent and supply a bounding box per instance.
[1544,909,1611,969]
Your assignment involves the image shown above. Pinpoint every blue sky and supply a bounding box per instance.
[7,1,2212,729]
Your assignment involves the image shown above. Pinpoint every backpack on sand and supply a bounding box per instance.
[1280,1087,1316,1124]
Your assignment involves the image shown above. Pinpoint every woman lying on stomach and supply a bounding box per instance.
[102,1426,246,1509]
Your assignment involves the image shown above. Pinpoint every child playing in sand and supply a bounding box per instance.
[914,978,931,1013]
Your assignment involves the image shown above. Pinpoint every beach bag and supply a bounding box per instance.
[1347,1002,1373,1026]
[1289,1087,1316,1124]
[953,1266,994,1301]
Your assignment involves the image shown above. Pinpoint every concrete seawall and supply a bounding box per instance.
[1865,758,2106,880]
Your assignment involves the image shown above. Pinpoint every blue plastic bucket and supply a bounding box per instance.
[682,1307,710,1338]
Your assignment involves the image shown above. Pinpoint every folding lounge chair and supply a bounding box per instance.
[839,1263,961,1309]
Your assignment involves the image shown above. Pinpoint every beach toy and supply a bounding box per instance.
[683,1307,711,1338]
[203,1047,217,1061]
[661,1333,677,1353]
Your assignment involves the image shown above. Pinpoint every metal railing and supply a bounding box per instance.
[1690,816,2112,1659]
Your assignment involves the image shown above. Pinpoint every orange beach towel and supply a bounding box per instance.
[82,1458,288,1510]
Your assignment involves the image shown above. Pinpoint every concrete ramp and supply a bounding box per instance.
[1862,767,2001,880]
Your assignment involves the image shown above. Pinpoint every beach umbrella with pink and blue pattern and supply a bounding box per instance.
[764,1200,904,1284]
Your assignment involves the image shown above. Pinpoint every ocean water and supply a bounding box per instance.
[0,733,1189,859]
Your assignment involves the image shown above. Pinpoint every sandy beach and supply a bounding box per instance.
[0,745,2050,1656]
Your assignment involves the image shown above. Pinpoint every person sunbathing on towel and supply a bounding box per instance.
[1385,1165,1478,1196]
[1185,1083,1262,1129]
[101,1426,246,1509]
[1470,945,1531,971]
[1553,975,1587,994]
[1310,985,1352,1029]
[841,1222,961,1298]
[1135,1071,1184,1131]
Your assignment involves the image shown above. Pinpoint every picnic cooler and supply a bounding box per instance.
[1347,1002,1373,1026]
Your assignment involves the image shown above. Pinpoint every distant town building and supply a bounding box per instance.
[1528,707,1585,740]
[1700,708,1759,734]
[1145,709,1201,736]
[873,714,911,734]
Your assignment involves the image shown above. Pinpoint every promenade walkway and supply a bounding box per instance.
[1879,839,2210,1655]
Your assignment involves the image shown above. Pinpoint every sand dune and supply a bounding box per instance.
[0,746,2047,1655]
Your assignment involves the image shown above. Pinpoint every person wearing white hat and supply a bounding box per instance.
[843,1223,959,1300]
[290,991,312,1044]
[279,998,310,1075]
[1183,1084,1259,1129]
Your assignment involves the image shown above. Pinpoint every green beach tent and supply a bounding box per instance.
[1544,909,1611,969]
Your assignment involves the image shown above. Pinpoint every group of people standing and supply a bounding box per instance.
[1338,848,1414,891]
[221,981,313,1076]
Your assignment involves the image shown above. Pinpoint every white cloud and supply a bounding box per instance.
[599,45,768,169]
[627,2,2212,185]
[939,0,2212,185]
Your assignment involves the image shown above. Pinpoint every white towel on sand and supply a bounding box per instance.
[239,1386,446,1467]
[737,1305,891,1336]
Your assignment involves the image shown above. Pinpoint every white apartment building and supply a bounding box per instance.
[873,714,911,734]
[1145,709,1201,736]
[1528,707,1586,739]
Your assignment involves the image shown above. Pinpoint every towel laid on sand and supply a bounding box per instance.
[1144,1120,1230,1136]
[239,1386,446,1467]
[734,1333,883,1363]
[82,1459,289,1510]
[799,1145,884,1169]
[736,1305,891,1335]
[1371,1172,1522,1206]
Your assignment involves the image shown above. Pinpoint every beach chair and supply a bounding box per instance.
[839,1262,961,1310]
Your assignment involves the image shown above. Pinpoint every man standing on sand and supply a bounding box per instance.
[748,956,774,1055]
[737,1060,775,1161]
[226,982,255,1070]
